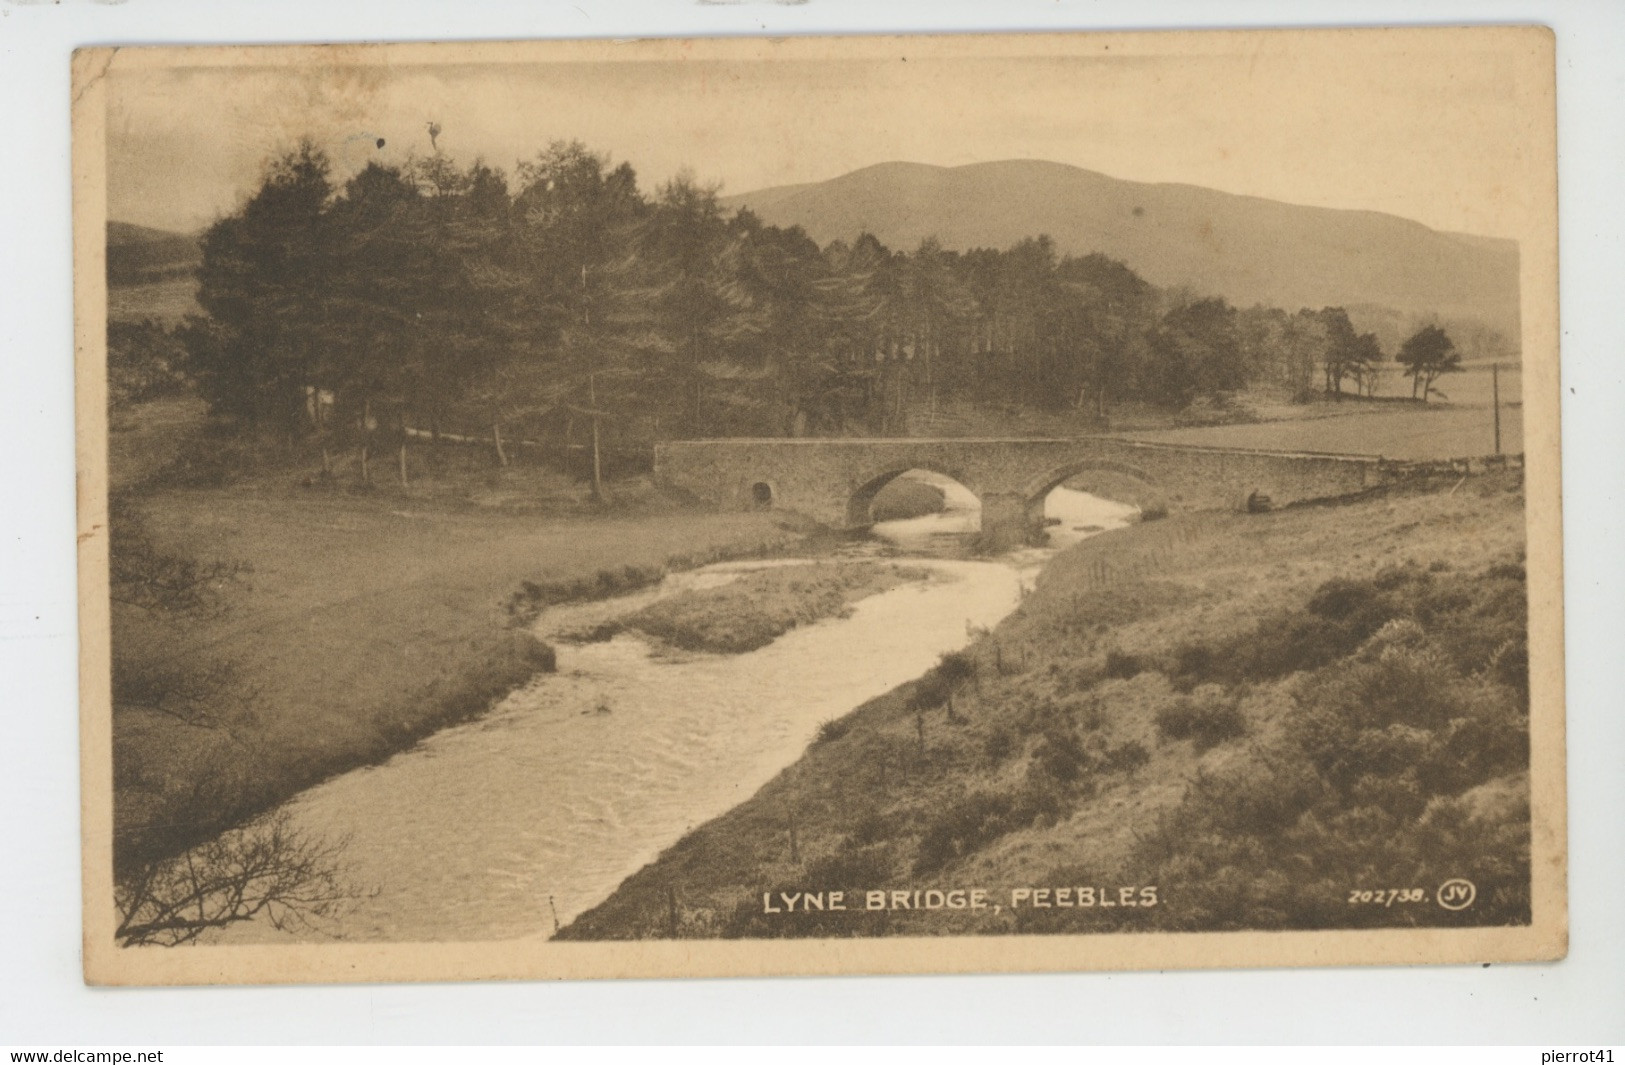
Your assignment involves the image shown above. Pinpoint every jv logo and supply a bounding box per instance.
[1436,878,1477,911]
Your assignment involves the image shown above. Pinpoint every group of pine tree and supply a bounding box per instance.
[134,139,1464,471]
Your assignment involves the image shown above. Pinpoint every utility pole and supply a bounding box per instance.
[583,263,604,501]
[1492,362,1502,455]
[589,371,603,501]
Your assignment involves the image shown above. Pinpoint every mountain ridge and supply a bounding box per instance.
[721,159,1518,337]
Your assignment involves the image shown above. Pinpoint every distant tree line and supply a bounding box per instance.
[131,139,1463,466]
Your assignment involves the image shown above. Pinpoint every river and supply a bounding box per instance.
[208,483,1137,943]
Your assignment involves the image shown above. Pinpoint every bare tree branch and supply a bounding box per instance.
[115,811,371,947]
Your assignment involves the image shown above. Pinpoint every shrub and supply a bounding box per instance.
[1117,554,1532,933]
[1488,637,1529,700]
[847,813,890,848]
[1103,649,1147,679]
[1306,577,1386,624]
[1239,612,1356,678]
[1031,727,1093,785]
[1155,689,1247,752]
[914,791,1022,874]
[516,633,558,674]
[1191,759,1325,837]
[814,718,851,744]
[983,725,1016,764]
[936,650,978,684]
[909,650,979,712]
[506,565,668,622]
[1297,640,1463,733]
[1169,642,1217,684]
[909,673,952,711]
[913,780,1068,875]
[1103,739,1151,775]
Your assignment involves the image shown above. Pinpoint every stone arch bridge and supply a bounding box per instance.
[655,437,1390,549]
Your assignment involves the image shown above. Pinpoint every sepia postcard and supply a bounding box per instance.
[74,27,1564,985]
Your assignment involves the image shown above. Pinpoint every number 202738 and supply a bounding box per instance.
[1348,888,1426,906]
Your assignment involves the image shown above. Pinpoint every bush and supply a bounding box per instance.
[814,718,851,744]
[847,812,890,848]
[1117,554,1533,933]
[1031,727,1093,785]
[1296,639,1463,733]
[909,672,953,711]
[1191,759,1326,837]
[1169,642,1217,684]
[1306,577,1386,624]
[936,650,978,684]
[516,632,558,673]
[915,791,1022,874]
[913,780,1068,875]
[1103,649,1148,679]
[1103,740,1151,775]
[1164,564,1532,687]
[909,650,979,712]
[507,565,668,622]
[983,725,1016,764]
[1155,689,1246,752]
[1488,637,1529,700]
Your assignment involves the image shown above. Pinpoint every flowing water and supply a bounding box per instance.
[209,485,1137,944]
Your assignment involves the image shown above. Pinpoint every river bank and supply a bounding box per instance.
[559,469,1531,939]
[111,447,812,873]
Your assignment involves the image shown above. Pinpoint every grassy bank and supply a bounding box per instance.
[110,409,811,872]
[559,470,1529,939]
[580,563,932,654]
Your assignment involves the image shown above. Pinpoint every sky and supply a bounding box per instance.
[102,34,1539,239]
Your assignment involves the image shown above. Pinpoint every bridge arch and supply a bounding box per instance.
[1021,459,1162,510]
[847,465,982,527]
[1000,461,1164,547]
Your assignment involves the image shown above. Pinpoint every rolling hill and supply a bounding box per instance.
[106,221,201,287]
[722,160,1519,338]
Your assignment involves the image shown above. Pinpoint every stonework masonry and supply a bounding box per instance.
[656,437,1390,549]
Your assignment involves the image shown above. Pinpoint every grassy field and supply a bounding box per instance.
[1118,401,1521,461]
[1116,361,1525,461]
[1366,359,1523,406]
[108,276,202,326]
[109,402,810,871]
[559,469,1529,939]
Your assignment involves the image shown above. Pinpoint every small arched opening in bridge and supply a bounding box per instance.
[1025,462,1164,548]
[849,467,982,548]
[750,480,775,508]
